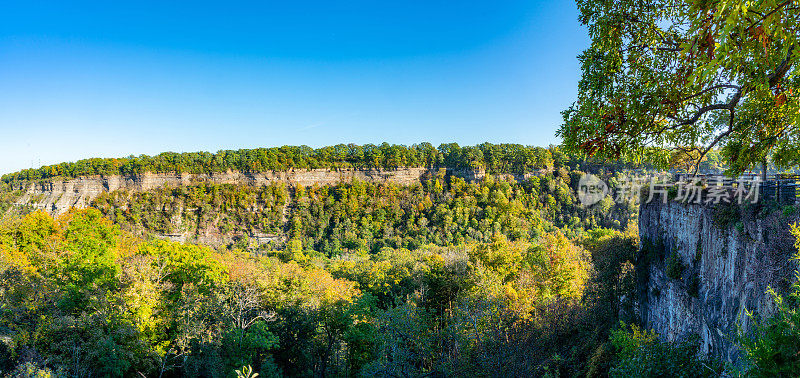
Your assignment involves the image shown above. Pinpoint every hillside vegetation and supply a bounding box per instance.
[1,144,797,377]
[91,169,636,251]
[0,207,641,377]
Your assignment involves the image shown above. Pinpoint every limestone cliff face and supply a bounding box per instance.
[11,168,488,215]
[639,200,798,363]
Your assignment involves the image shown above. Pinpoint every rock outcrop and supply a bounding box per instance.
[639,199,799,363]
[11,168,491,215]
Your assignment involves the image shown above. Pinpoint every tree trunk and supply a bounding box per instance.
[762,159,768,182]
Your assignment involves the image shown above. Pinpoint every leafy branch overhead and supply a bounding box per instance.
[560,0,800,174]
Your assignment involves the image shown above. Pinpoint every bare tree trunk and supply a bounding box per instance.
[762,159,768,182]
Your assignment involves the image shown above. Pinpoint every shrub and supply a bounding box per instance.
[665,253,684,280]
[609,323,720,377]
[713,204,740,229]
[737,284,800,377]
[5,362,57,378]
[735,223,800,376]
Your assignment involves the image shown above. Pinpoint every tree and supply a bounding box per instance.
[219,282,279,373]
[57,209,122,311]
[560,0,800,176]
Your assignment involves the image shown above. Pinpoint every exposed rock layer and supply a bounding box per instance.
[639,200,798,363]
[11,168,492,215]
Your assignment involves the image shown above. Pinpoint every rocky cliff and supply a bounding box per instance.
[639,199,799,363]
[10,167,491,215]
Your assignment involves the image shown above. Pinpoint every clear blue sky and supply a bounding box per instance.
[0,1,588,175]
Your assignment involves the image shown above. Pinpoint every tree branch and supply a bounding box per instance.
[678,84,742,103]
[745,1,792,32]
[768,46,795,88]
[671,102,734,125]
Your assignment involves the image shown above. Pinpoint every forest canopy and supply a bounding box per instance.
[560,0,800,175]
[2,143,636,183]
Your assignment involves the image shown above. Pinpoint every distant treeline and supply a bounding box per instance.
[2,143,646,183]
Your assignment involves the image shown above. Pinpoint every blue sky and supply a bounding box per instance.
[0,1,588,175]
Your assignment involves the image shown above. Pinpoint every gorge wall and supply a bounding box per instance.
[11,167,491,216]
[639,199,799,363]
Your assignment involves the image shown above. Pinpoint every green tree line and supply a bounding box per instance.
[2,143,640,183]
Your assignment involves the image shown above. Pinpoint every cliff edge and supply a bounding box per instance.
[10,168,490,215]
[639,199,799,363]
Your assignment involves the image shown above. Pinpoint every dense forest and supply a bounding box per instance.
[1,145,797,377]
[0,207,657,377]
[2,208,794,377]
[2,143,652,183]
[90,169,636,251]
